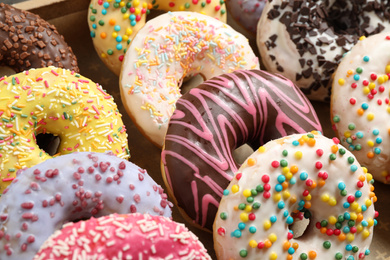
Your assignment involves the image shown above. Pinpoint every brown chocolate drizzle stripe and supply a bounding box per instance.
[265,0,390,101]
[162,70,322,230]
[0,3,79,73]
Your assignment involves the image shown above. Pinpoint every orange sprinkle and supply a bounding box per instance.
[247,158,256,166]
[308,251,317,259]
[338,233,346,241]
[100,32,107,39]
[287,255,293,260]
[292,243,299,250]
[307,138,316,147]
[298,137,305,145]
[282,182,289,190]
[373,196,377,202]
[359,175,366,182]
[109,18,116,25]
[310,181,317,189]
[357,213,364,223]
[320,227,327,234]
[289,196,297,204]
[331,145,338,153]
[304,201,311,209]
[367,151,375,159]
[357,108,364,116]
[290,165,298,174]
[283,241,291,251]
[264,240,272,248]
[318,179,326,187]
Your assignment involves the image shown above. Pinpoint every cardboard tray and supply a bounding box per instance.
[9,0,390,259]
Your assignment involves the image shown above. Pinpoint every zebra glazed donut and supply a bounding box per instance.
[120,12,259,147]
[214,132,377,260]
[0,3,79,73]
[88,0,227,75]
[257,0,390,101]
[0,67,129,195]
[331,32,390,183]
[161,70,322,231]
[0,152,172,259]
[34,213,210,260]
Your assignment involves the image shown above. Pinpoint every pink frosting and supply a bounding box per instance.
[34,213,211,260]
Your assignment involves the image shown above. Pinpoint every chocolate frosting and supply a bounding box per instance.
[161,70,322,230]
[0,3,79,73]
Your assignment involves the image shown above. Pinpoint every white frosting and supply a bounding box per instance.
[214,133,376,260]
[120,11,259,147]
[331,32,390,183]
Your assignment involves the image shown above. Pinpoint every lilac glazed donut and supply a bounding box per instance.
[0,152,172,259]
[161,69,322,230]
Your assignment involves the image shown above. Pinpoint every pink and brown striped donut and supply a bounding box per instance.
[161,69,322,231]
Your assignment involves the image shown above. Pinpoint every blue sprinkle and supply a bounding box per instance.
[362,220,368,227]
[300,172,308,180]
[355,190,362,198]
[238,222,246,230]
[353,74,360,81]
[103,2,109,8]
[376,137,382,144]
[116,44,123,50]
[249,226,257,233]
[278,201,285,209]
[343,202,350,208]
[374,219,378,226]
[350,165,358,172]
[338,182,346,190]
[361,205,367,212]
[292,140,299,146]
[116,36,122,42]
[270,215,277,223]
[347,256,355,260]
[275,184,283,192]
[345,244,353,251]
[343,226,350,233]
[290,177,297,185]
[363,56,370,62]
[286,216,294,224]
[288,248,295,254]
[283,210,289,217]
[232,229,242,238]
[356,132,364,138]
[373,129,379,135]
[114,25,121,32]
[129,14,136,21]
[130,20,137,27]
[365,249,370,255]
[102,9,107,15]
[223,189,229,196]
[90,31,95,38]
[277,175,286,183]
[346,137,353,144]
[92,24,97,29]
[298,200,305,207]
[361,103,369,110]
[344,212,351,220]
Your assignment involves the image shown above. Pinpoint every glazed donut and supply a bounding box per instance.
[331,32,390,184]
[0,3,79,73]
[161,70,322,231]
[120,12,259,147]
[0,67,129,195]
[0,152,172,259]
[88,0,227,75]
[214,132,377,259]
[226,0,266,35]
[257,0,390,101]
[33,213,210,260]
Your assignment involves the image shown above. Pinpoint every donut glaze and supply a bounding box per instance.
[226,0,267,35]
[331,32,390,184]
[161,70,322,230]
[88,0,227,75]
[214,132,377,260]
[257,0,390,101]
[0,67,129,195]
[34,213,211,260]
[120,11,259,147]
[0,3,79,73]
[0,152,172,259]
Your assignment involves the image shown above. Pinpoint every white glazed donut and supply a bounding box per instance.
[257,0,390,101]
[331,32,390,184]
[120,11,259,147]
[0,152,172,259]
[214,132,377,260]
[34,213,211,260]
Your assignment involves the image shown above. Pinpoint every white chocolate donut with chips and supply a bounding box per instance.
[214,132,377,260]
[120,11,259,147]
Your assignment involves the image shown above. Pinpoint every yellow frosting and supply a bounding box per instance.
[0,67,129,194]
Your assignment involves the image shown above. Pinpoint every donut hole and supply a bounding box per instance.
[36,133,61,156]
[233,144,255,164]
[180,74,205,95]
[289,210,312,239]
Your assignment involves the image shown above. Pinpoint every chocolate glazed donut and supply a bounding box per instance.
[161,70,323,231]
[0,3,79,73]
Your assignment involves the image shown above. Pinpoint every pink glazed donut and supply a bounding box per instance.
[34,213,211,260]
[0,152,172,259]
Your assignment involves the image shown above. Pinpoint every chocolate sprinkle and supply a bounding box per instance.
[0,3,79,73]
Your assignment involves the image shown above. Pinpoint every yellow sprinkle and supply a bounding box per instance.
[362,230,370,239]
[126,28,133,36]
[338,78,345,86]
[367,218,374,227]
[264,220,271,230]
[269,252,278,260]
[350,202,359,211]
[369,83,376,90]
[101,53,107,58]
[231,185,239,193]
[356,224,363,233]
[273,193,281,202]
[258,146,266,153]
[329,216,337,225]
[249,240,257,248]
[321,193,330,202]
[387,107,390,114]
[123,13,129,19]
[268,233,277,243]
[240,213,249,222]
[247,158,256,166]
[120,1,125,7]
[365,199,372,207]
[294,151,302,159]
[245,205,252,212]
[386,65,390,74]
[366,173,373,182]
[283,190,290,199]
[367,140,374,147]
[133,0,139,6]
[112,32,118,38]
[285,172,293,180]
[328,197,337,206]
[179,5,185,11]
[359,36,366,41]
[350,212,357,220]
[344,131,351,138]
[377,76,385,84]
[362,87,370,95]
[282,167,289,175]
[347,233,355,242]
[366,113,374,121]
[243,189,251,197]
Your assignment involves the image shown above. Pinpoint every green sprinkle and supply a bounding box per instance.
[220,212,228,220]
[329,154,337,160]
[11,106,21,111]
[323,241,331,249]
[282,150,288,156]
[239,249,248,258]
[347,157,354,164]
[333,116,340,123]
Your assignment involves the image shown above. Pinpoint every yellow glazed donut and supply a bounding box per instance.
[88,0,227,75]
[0,67,129,195]
[120,11,259,147]
[214,132,377,260]
[331,32,390,184]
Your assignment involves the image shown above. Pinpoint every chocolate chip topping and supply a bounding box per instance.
[264,0,390,101]
[0,3,79,73]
